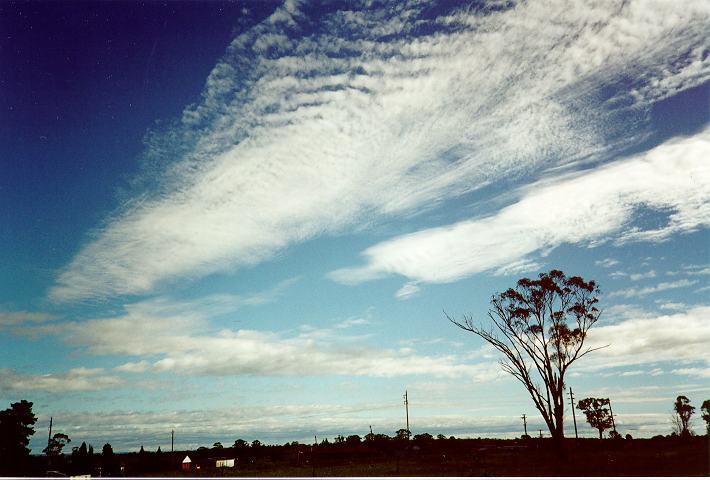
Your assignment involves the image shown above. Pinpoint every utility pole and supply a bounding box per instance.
[403,391,410,439]
[539,429,543,438]
[47,416,53,449]
[46,416,53,467]
[171,429,174,453]
[569,387,578,439]
[607,398,617,432]
[521,414,528,437]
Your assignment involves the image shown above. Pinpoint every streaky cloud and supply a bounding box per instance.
[329,128,710,286]
[50,0,710,301]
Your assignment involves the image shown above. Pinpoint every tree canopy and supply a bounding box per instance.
[673,395,695,437]
[701,399,710,433]
[0,400,37,475]
[577,397,614,439]
[44,432,71,457]
[447,270,603,447]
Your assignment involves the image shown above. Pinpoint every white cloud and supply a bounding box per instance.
[672,367,710,378]
[395,282,420,300]
[49,0,710,301]
[655,301,687,311]
[596,258,620,268]
[610,279,698,299]
[16,295,490,380]
[581,305,710,371]
[0,367,123,393]
[0,311,55,327]
[611,270,657,280]
[330,130,710,285]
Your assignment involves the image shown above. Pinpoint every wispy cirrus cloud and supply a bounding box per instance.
[330,129,710,287]
[0,367,123,393]
[0,311,55,327]
[49,0,710,302]
[610,279,699,299]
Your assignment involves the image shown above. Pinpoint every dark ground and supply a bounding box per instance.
[24,435,710,477]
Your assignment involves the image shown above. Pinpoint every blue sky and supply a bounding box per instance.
[1,0,709,452]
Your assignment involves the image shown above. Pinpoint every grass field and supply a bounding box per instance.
[146,436,709,477]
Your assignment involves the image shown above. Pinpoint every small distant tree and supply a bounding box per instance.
[577,398,614,439]
[395,428,411,441]
[251,439,262,449]
[700,400,710,433]
[447,270,603,451]
[346,434,361,445]
[71,441,91,475]
[673,395,695,437]
[413,433,433,445]
[101,443,116,476]
[213,442,223,449]
[44,432,71,457]
[233,438,248,449]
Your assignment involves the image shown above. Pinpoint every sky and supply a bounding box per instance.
[1,0,709,453]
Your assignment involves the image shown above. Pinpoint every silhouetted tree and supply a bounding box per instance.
[233,438,248,449]
[213,441,223,449]
[0,400,37,475]
[673,395,695,437]
[101,442,117,476]
[251,439,262,449]
[395,428,411,440]
[701,399,710,433]
[44,432,71,457]
[345,434,361,445]
[577,398,614,439]
[447,270,603,450]
[71,441,91,475]
[413,433,434,445]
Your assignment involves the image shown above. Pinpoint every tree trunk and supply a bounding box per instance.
[598,429,603,440]
[552,403,566,457]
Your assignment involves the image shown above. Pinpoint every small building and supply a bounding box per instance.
[216,458,236,468]
[182,455,192,471]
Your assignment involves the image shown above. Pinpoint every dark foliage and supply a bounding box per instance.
[577,398,614,439]
[701,399,710,433]
[0,400,37,475]
[44,432,71,457]
[673,395,695,437]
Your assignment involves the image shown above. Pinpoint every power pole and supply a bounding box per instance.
[403,391,410,439]
[569,387,578,439]
[171,429,174,453]
[521,414,528,437]
[607,398,617,432]
[46,416,53,467]
[539,429,543,438]
[47,416,53,449]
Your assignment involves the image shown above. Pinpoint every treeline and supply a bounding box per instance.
[1,395,708,476]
